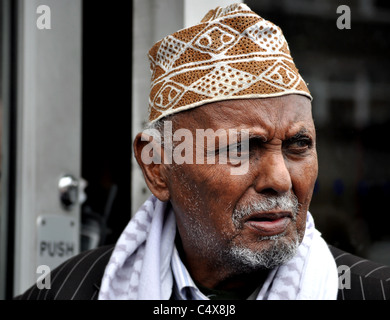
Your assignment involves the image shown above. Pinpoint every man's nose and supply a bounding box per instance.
[253,151,292,195]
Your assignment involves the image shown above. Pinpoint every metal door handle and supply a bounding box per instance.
[58,174,79,211]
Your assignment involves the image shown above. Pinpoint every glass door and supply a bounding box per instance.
[10,0,82,297]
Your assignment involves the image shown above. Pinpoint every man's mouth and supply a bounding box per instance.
[244,212,292,237]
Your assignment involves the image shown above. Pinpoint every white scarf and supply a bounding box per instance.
[98,195,338,300]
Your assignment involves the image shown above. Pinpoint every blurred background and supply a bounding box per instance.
[0,0,389,299]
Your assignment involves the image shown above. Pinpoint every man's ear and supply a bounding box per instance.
[133,132,170,202]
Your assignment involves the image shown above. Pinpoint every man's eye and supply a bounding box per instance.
[285,138,312,153]
[229,142,250,155]
[293,140,310,148]
[230,143,241,154]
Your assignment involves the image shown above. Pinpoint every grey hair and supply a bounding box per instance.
[143,114,179,146]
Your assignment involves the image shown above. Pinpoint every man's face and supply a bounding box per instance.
[165,95,318,277]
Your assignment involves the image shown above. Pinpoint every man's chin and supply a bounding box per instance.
[225,236,300,272]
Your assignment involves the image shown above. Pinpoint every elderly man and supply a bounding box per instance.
[17,3,390,300]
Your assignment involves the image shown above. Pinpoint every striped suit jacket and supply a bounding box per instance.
[15,244,390,300]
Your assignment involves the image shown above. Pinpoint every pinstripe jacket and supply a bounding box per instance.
[15,244,390,300]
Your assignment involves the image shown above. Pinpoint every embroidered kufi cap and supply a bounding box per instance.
[147,3,312,123]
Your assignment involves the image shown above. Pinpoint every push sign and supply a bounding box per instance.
[36,215,79,271]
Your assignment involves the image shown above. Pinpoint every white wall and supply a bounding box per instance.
[184,0,242,27]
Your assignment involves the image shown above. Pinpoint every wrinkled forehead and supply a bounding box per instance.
[172,95,314,134]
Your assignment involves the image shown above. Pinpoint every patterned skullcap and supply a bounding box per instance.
[148,3,312,123]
